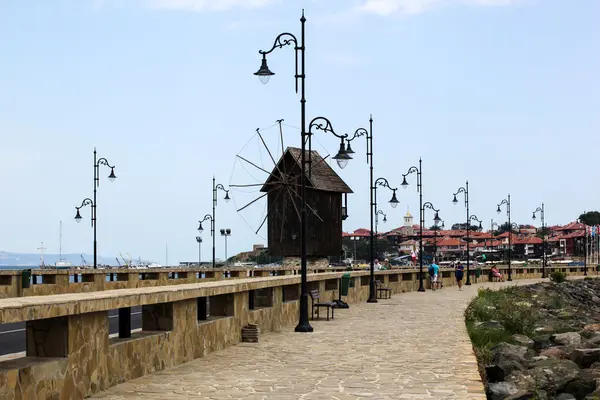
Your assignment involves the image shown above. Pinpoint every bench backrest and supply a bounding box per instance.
[309,289,320,300]
[375,280,382,286]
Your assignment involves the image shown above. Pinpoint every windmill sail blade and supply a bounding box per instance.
[287,185,324,222]
[257,129,284,179]
[236,155,272,175]
[237,192,268,213]
[230,182,280,188]
[285,186,302,222]
[255,187,283,235]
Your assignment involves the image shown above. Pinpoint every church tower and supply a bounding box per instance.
[404,206,414,227]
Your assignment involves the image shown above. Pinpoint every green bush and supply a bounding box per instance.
[550,271,566,284]
[584,276,593,281]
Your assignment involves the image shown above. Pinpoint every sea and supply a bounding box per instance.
[0,265,208,282]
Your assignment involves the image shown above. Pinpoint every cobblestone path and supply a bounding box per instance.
[93,279,543,399]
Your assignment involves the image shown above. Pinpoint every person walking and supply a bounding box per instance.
[428,262,440,291]
[455,261,465,290]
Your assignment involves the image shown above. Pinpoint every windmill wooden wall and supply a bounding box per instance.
[262,148,352,258]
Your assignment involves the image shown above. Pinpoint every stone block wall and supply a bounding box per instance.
[0,268,587,399]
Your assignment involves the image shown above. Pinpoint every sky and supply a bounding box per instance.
[0,0,598,265]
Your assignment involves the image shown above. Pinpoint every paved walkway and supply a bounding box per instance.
[93,279,543,399]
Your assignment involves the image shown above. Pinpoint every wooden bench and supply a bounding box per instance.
[309,290,336,321]
[375,280,392,299]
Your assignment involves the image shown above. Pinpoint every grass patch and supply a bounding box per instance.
[550,270,566,283]
[465,287,540,355]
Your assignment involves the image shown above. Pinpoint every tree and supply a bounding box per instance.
[536,226,551,238]
[451,222,482,231]
[495,222,519,235]
[579,211,600,226]
[429,225,442,231]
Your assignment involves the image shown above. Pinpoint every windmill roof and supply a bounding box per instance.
[261,147,353,193]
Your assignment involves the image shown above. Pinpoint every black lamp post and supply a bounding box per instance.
[256,12,357,332]
[370,178,399,302]
[419,202,442,291]
[74,148,116,269]
[220,229,232,266]
[375,210,387,260]
[196,236,202,266]
[452,181,474,284]
[400,160,424,289]
[497,195,513,281]
[199,178,229,269]
[198,214,214,265]
[344,119,397,303]
[532,203,547,278]
[489,219,499,254]
[434,220,445,264]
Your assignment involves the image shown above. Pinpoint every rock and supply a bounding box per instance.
[529,358,581,393]
[553,332,582,347]
[559,311,575,319]
[584,324,600,333]
[532,356,549,362]
[476,320,504,330]
[540,347,569,359]
[488,382,519,400]
[562,368,599,399]
[571,349,600,369]
[511,334,535,349]
[534,335,553,351]
[585,389,600,399]
[536,326,556,334]
[486,343,529,383]
[505,390,547,400]
[556,394,576,400]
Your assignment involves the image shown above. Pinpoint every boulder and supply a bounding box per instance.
[540,347,569,360]
[533,335,553,351]
[505,390,547,400]
[554,332,583,348]
[487,343,529,383]
[562,369,598,399]
[536,326,556,335]
[571,349,600,369]
[511,334,535,349]
[583,324,600,333]
[529,358,581,393]
[556,394,577,400]
[488,382,519,400]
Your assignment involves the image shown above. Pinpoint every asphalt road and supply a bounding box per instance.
[0,306,142,356]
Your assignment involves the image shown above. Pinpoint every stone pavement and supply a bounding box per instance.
[92,278,544,400]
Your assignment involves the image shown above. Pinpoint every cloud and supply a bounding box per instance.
[148,0,274,12]
[357,0,521,16]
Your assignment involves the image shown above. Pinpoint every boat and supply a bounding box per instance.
[51,221,73,269]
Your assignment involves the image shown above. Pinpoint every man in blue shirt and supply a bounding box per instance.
[428,263,440,291]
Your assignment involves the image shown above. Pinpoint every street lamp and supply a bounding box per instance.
[196,236,203,266]
[452,181,476,285]
[419,202,441,291]
[203,177,230,269]
[255,12,358,332]
[369,178,399,302]
[74,148,116,269]
[532,203,547,278]
[434,220,445,264]
[400,160,425,289]
[497,195,513,281]
[375,210,387,261]
[198,214,215,266]
[220,229,232,266]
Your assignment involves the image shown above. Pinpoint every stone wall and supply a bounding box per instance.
[0,268,588,399]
